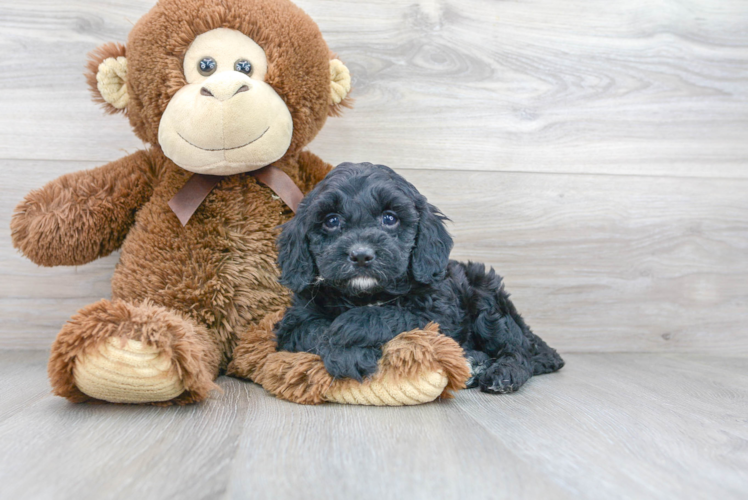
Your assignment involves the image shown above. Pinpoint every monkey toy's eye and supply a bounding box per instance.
[235,59,253,75]
[198,57,217,76]
[382,211,399,227]
[323,214,341,231]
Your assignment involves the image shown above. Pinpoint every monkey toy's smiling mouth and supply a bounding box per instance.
[158,73,294,175]
[177,126,270,152]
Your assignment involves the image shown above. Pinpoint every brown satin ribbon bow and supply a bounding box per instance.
[168,165,304,226]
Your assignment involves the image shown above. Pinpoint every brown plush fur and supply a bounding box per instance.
[14,140,330,404]
[228,312,470,405]
[11,0,342,404]
[11,150,157,267]
[12,0,464,405]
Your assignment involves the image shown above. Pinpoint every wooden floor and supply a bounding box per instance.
[0,350,746,500]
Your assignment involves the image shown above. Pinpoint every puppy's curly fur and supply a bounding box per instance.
[274,162,564,393]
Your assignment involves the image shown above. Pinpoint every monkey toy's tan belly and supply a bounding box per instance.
[110,166,293,361]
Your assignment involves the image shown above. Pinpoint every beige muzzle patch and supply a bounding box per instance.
[158,71,293,175]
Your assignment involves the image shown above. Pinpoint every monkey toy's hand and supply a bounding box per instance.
[11,151,154,267]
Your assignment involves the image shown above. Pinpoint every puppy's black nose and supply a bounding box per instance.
[349,246,375,267]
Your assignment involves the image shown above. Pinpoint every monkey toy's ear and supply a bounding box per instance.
[85,43,129,114]
[277,207,317,293]
[328,58,352,117]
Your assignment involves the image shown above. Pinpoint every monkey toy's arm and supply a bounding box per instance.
[11,150,157,267]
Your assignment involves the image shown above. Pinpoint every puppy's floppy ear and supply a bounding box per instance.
[411,197,453,284]
[277,206,316,293]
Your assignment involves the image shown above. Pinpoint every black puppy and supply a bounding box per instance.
[274,162,564,393]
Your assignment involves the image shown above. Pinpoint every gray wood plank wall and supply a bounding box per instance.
[1,0,747,353]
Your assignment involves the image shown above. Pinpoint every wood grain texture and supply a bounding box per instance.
[3,161,747,353]
[227,383,570,500]
[0,363,251,500]
[454,353,748,500]
[0,352,746,500]
[1,0,747,177]
[413,169,748,354]
[0,350,51,424]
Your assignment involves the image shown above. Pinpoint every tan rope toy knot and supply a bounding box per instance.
[329,58,351,104]
[96,56,129,109]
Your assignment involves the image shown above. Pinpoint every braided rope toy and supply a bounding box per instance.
[228,311,471,406]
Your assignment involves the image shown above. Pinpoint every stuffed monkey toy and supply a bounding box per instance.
[11,0,469,405]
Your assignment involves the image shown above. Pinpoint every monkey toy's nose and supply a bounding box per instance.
[348,246,376,267]
[200,73,251,102]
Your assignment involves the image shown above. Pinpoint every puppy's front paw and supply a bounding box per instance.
[479,357,532,394]
[322,346,381,382]
[464,350,492,389]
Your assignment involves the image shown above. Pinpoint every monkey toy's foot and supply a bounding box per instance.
[48,299,221,405]
[74,337,184,403]
[229,311,471,406]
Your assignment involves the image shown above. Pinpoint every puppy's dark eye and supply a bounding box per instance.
[382,211,399,227]
[323,214,341,230]
[198,57,217,76]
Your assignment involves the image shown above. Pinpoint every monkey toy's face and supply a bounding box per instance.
[86,0,352,178]
[158,28,293,175]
